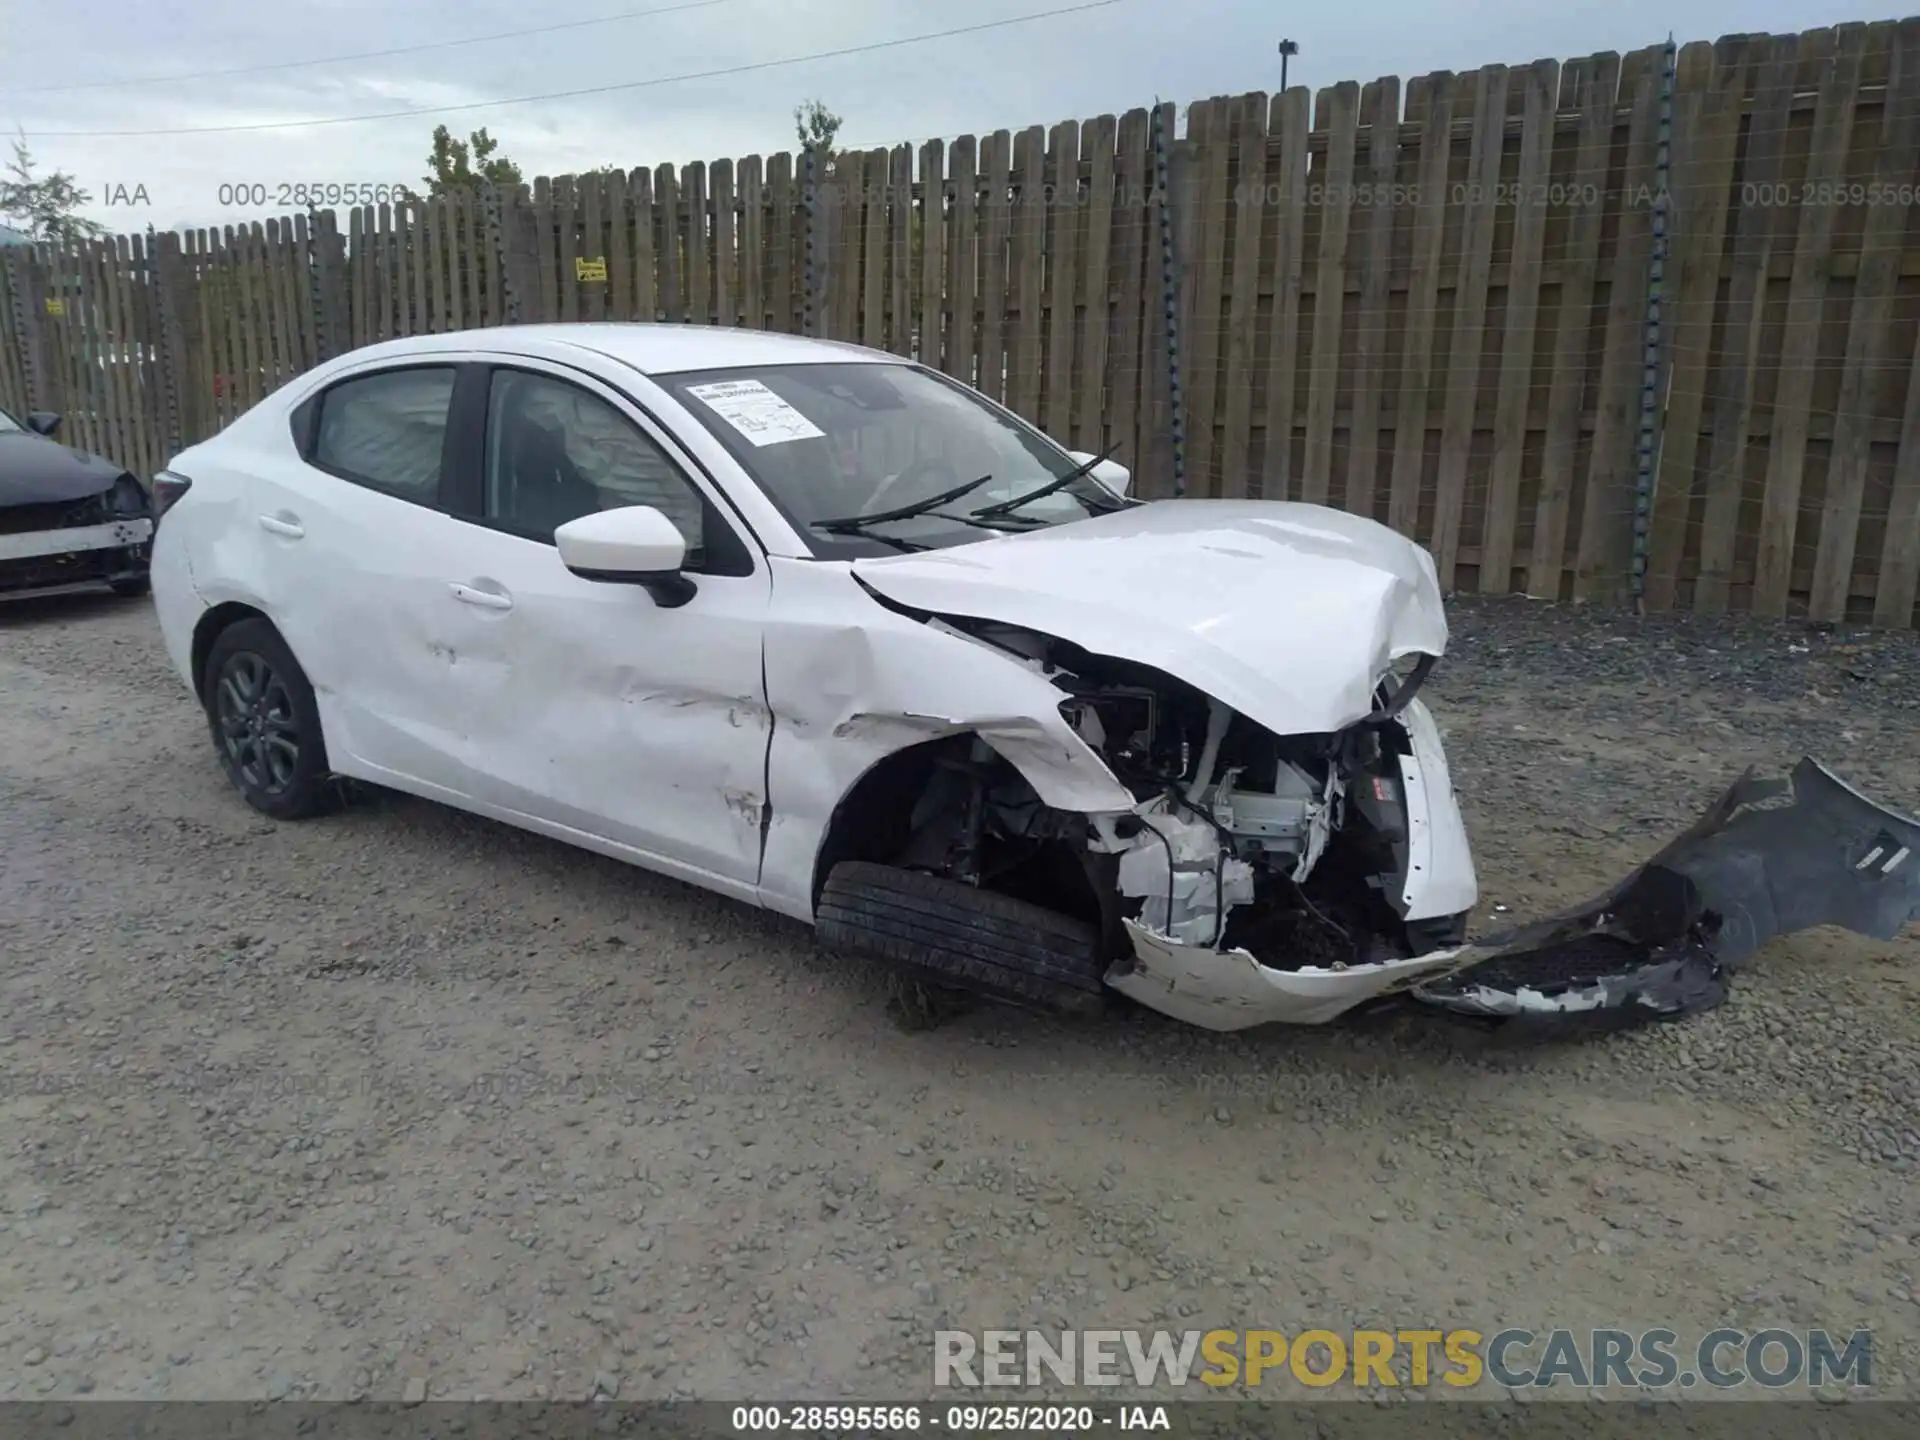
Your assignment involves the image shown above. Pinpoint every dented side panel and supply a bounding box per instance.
[241,445,482,802]
[757,558,1135,922]
[436,521,776,885]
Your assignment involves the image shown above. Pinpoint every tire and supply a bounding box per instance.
[817,861,1109,1017]
[201,618,334,820]
[109,575,151,598]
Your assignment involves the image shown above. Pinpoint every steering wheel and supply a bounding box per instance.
[860,456,963,517]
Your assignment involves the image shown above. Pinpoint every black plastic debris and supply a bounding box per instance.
[1415,758,1920,1025]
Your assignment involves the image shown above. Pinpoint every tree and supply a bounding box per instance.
[0,133,105,245]
[422,125,524,196]
[793,99,843,179]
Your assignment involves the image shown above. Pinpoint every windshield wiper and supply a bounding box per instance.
[813,471,996,535]
[971,441,1127,520]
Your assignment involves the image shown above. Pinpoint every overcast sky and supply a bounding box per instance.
[0,0,1895,232]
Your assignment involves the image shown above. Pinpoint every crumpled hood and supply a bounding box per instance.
[851,499,1449,737]
[0,431,127,506]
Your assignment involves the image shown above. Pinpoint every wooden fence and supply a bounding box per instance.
[3,18,1919,628]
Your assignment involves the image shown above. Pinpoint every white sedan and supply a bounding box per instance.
[149,325,1920,1031]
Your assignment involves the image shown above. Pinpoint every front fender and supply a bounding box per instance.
[756,559,1134,922]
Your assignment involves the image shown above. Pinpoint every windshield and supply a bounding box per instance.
[0,408,20,435]
[657,362,1125,557]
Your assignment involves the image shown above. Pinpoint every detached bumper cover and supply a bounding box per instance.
[1415,758,1920,1020]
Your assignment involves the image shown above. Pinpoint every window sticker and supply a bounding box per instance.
[686,379,826,447]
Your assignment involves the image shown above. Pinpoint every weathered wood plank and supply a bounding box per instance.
[1744,32,1848,610]
[1107,112,1150,469]
[102,238,138,468]
[945,136,978,385]
[1643,39,1746,610]
[463,190,487,329]
[1259,87,1311,501]
[241,225,271,409]
[857,148,886,348]
[631,168,657,323]
[710,160,735,328]
[607,172,632,321]
[1076,114,1117,452]
[1528,53,1619,599]
[1217,95,1268,499]
[583,173,609,323]
[1009,126,1047,420]
[1573,46,1664,601]
[765,154,792,333]
[978,131,1013,403]
[654,165,681,323]
[1184,99,1232,495]
[1431,66,1508,585]
[739,155,764,330]
[1811,20,1919,620]
[1386,72,1453,537]
[918,140,945,369]
[1341,78,1399,523]
[1478,59,1558,593]
[415,200,443,336]
[271,219,298,381]
[888,144,913,356]
[1696,37,1798,612]
[1043,120,1080,439]
[1876,312,1920,627]
[556,176,581,322]
[829,152,862,342]
[1301,81,1358,506]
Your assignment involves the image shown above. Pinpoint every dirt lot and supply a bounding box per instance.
[2,590,1918,1406]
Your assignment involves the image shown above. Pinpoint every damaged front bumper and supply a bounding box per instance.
[1109,758,1920,1031]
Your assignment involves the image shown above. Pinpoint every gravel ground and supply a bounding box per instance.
[2,590,1917,1406]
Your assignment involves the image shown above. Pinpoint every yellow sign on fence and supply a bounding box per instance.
[44,297,64,316]
[575,255,607,283]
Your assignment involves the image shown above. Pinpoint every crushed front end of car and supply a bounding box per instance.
[819,612,1919,1033]
[812,503,1916,1034]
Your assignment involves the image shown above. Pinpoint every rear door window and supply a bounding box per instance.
[310,367,457,503]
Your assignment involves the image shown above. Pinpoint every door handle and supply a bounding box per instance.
[257,513,304,539]
[449,582,513,611]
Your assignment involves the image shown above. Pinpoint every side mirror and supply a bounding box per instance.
[555,505,696,608]
[26,410,62,437]
[1068,449,1131,498]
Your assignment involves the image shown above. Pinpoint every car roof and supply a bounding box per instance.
[351,323,904,377]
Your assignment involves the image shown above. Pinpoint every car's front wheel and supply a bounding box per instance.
[817,861,1110,1017]
[201,618,333,820]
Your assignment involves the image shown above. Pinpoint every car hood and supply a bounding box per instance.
[0,431,127,506]
[849,499,1450,737]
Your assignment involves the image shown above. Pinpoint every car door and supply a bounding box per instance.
[249,362,477,801]
[437,360,774,889]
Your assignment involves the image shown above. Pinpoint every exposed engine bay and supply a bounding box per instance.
[844,614,1920,1033]
[884,617,1474,1007]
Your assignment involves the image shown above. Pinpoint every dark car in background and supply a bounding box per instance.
[0,405,154,598]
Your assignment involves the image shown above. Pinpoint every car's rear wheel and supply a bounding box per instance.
[817,861,1109,1017]
[201,619,333,820]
